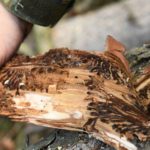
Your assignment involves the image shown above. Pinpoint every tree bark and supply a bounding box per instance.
[0,36,149,150]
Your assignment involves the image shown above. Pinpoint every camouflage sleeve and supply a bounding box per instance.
[1,0,75,27]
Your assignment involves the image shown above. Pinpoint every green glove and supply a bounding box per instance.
[2,0,75,26]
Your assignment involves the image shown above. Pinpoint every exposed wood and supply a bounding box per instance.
[0,36,149,150]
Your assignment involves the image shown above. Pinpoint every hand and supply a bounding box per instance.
[0,3,32,66]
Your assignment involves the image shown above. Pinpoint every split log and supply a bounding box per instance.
[0,36,149,150]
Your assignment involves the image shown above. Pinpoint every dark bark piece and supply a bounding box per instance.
[125,45,150,115]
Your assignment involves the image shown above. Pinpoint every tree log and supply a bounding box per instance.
[0,36,149,150]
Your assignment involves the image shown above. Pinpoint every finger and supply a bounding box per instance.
[0,3,32,66]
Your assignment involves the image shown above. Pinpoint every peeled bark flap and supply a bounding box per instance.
[0,43,149,150]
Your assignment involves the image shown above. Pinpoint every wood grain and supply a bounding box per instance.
[0,36,149,150]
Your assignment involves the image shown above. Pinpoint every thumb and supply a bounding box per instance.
[0,3,32,66]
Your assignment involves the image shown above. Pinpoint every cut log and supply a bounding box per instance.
[0,36,149,150]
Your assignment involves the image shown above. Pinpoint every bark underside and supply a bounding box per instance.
[0,37,149,150]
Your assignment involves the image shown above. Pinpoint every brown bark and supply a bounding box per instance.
[0,36,149,150]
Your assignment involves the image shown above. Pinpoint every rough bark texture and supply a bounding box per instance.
[0,36,149,150]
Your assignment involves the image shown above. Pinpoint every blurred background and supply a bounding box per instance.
[0,0,150,149]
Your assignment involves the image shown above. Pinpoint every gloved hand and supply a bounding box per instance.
[0,3,32,66]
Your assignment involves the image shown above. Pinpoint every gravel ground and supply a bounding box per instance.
[26,129,150,150]
[27,130,115,150]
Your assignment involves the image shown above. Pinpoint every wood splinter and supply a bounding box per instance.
[0,36,149,150]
